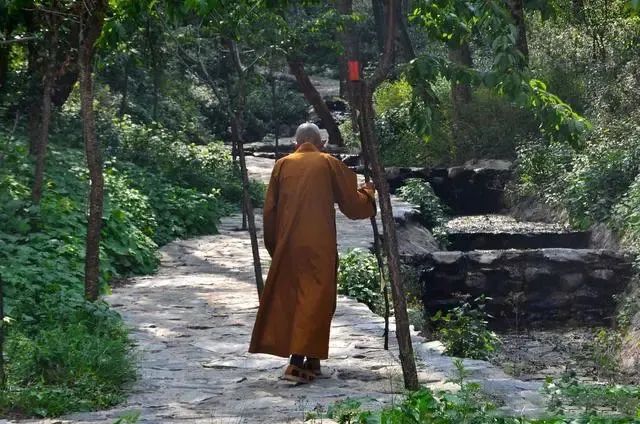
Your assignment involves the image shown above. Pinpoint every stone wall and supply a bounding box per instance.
[406,249,634,328]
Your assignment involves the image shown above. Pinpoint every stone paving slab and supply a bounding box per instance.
[5,157,547,424]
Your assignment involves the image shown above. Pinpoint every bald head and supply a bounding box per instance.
[295,123,323,148]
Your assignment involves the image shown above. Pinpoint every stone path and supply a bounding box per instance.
[9,157,546,424]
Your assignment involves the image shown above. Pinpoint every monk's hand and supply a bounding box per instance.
[360,182,375,192]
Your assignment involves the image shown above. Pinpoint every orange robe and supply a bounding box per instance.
[249,142,376,359]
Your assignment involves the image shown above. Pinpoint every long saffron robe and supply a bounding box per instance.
[249,142,376,359]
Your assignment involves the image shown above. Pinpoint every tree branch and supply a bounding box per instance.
[0,36,39,45]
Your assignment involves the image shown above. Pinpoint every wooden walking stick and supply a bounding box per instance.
[347,59,391,350]
[362,154,391,350]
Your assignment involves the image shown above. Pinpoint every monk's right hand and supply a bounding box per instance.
[361,182,375,192]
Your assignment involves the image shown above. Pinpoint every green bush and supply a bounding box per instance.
[370,78,539,167]
[334,366,640,423]
[613,174,640,252]
[562,119,640,229]
[337,249,382,312]
[372,78,453,167]
[2,298,135,417]
[0,128,236,416]
[397,178,448,231]
[545,373,640,418]
[448,88,539,163]
[110,116,244,204]
[431,295,500,360]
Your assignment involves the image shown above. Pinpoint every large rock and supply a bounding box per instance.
[353,161,514,215]
[408,248,634,328]
[438,161,513,215]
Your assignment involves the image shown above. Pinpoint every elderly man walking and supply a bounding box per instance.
[249,123,376,383]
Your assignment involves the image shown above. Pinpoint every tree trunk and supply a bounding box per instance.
[32,19,59,203]
[118,57,129,117]
[271,75,279,157]
[79,1,108,302]
[0,45,9,95]
[371,0,386,52]
[396,0,415,60]
[448,42,473,105]
[362,156,390,350]
[336,0,354,99]
[32,72,53,203]
[228,40,264,298]
[506,0,529,63]
[288,59,344,147]
[345,0,419,390]
[232,114,263,297]
[354,82,419,390]
[572,0,584,22]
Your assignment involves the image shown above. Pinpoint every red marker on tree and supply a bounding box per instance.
[348,60,360,81]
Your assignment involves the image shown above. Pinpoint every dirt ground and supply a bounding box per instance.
[490,328,638,384]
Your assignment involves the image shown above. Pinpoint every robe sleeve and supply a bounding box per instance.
[263,160,281,257]
[329,156,376,220]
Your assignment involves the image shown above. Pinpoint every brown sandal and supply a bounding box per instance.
[283,364,316,384]
[303,359,323,377]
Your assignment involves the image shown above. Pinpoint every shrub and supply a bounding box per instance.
[397,178,448,231]
[612,174,640,252]
[374,78,414,115]
[337,249,382,312]
[447,88,539,164]
[373,78,453,167]
[0,129,236,416]
[2,298,135,417]
[110,116,244,205]
[562,118,640,229]
[431,295,500,360]
[545,373,640,418]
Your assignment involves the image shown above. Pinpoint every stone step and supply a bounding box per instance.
[447,231,591,250]
[445,215,591,250]
[405,248,634,329]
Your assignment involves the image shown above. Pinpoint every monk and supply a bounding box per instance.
[249,122,376,384]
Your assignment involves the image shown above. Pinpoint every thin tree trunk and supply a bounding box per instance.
[118,57,129,117]
[288,59,344,147]
[341,0,390,350]
[449,41,473,148]
[0,23,11,94]
[448,42,473,105]
[0,45,9,95]
[355,82,418,389]
[362,156,390,350]
[506,0,529,63]
[336,0,353,99]
[79,1,108,302]
[372,0,386,52]
[572,0,584,22]
[396,0,415,60]
[32,70,54,203]
[271,75,279,158]
[346,0,419,390]
[228,40,264,298]
[32,19,58,203]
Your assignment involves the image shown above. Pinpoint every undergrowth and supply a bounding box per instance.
[0,126,246,416]
[320,362,640,424]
